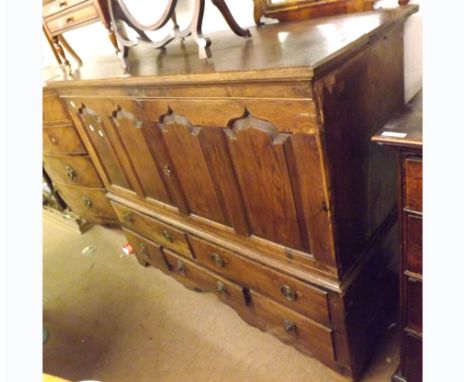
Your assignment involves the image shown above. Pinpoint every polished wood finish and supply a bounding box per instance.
[44,7,418,379]
[373,91,422,382]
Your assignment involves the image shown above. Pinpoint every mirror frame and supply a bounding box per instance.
[253,0,406,25]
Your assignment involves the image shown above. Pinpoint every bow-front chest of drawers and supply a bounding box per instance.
[43,5,418,379]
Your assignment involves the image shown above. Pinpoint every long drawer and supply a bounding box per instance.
[54,182,116,222]
[405,213,422,274]
[190,236,330,325]
[112,202,192,258]
[43,154,103,188]
[250,290,336,365]
[405,276,422,334]
[43,124,86,155]
[404,158,422,213]
[163,249,254,322]
[46,3,98,35]
[123,227,171,272]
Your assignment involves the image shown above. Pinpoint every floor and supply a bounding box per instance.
[43,213,400,382]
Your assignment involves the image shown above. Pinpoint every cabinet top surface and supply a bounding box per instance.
[43,5,417,87]
[372,90,422,150]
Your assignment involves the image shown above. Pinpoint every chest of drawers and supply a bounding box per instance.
[43,5,418,379]
[372,91,423,382]
[43,88,117,225]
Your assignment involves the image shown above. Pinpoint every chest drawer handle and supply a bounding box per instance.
[280,285,297,302]
[163,165,172,176]
[123,213,134,225]
[175,260,185,275]
[283,320,296,334]
[81,196,93,209]
[66,16,74,24]
[162,230,173,243]
[48,134,58,145]
[216,281,228,296]
[138,243,148,257]
[65,165,76,181]
[210,253,225,267]
[59,1,67,7]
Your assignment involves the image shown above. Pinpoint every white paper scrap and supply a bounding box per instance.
[381,131,407,138]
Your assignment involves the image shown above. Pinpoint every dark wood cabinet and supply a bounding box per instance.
[372,91,423,382]
[44,5,419,379]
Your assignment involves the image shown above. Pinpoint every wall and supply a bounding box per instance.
[42,0,421,101]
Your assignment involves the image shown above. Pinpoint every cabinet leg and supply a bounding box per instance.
[58,35,83,67]
[211,0,251,38]
[53,36,72,74]
[105,24,120,54]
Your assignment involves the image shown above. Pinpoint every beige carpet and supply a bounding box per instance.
[43,213,399,382]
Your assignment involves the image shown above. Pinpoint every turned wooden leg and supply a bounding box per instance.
[58,35,83,66]
[105,23,120,54]
[52,36,72,74]
[211,0,251,38]
[43,26,62,65]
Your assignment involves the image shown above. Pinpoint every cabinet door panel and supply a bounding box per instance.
[159,111,227,224]
[110,102,171,204]
[225,113,305,251]
[75,102,132,191]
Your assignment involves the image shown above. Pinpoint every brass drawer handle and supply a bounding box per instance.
[139,243,148,257]
[283,320,296,334]
[123,213,134,225]
[216,281,227,296]
[65,165,76,181]
[48,134,58,145]
[81,196,93,209]
[162,230,173,243]
[175,260,185,275]
[66,16,74,24]
[280,285,297,302]
[59,1,67,7]
[163,165,172,176]
[210,252,225,268]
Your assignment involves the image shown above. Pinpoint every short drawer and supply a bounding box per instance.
[163,249,249,315]
[43,91,70,123]
[404,158,422,213]
[43,125,86,155]
[43,155,103,188]
[54,182,116,222]
[122,227,170,272]
[402,332,422,382]
[46,4,98,34]
[43,0,88,18]
[190,236,330,325]
[250,291,336,365]
[405,213,422,274]
[405,276,422,334]
[111,202,192,258]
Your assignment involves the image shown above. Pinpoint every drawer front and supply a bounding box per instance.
[43,0,88,18]
[405,213,422,274]
[43,125,86,155]
[111,202,192,258]
[122,228,170,272]
[54,182,116,221]
[402,332,422,382]
[43,155,103,188]
[405,158,422,212]
[43,91,70,123]
[250,291,335,364]
[163,249,249,313]
[46,4,98,34]
[405,277,422,334]
[190,236,330,325]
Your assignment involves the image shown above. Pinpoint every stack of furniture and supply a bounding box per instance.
[43,5,418,380]
[43,88,117,225]
[373,91,422,382]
